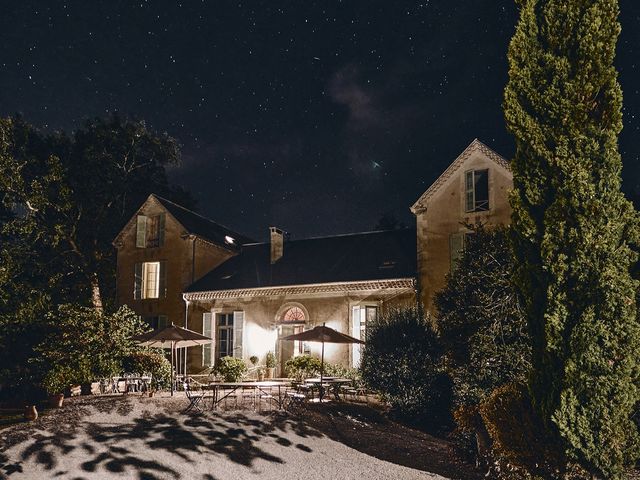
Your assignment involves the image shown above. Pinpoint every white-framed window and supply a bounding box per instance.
[213,311,244,360]
[134,261,167,300]
[217,313,234,359]
[136,213,166,248]
[351,305,378,367]
[203,312,213,366]
[464,169,489,212]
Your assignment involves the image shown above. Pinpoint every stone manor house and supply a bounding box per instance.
[113,139,513,374]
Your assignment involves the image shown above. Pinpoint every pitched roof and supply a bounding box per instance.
[152,194,254,247]
[410,139,510,214]
[185,228,417,293]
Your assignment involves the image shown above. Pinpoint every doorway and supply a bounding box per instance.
[277,324,304,376]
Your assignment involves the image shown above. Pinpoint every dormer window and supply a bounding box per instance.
[224,235,235,245]
[136,213,166,248]
[465,169,489,212]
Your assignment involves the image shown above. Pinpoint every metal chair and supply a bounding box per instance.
[183,381,206,413]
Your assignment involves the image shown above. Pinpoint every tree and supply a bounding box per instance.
[435,225,530,408]
[0,115,194,311]
[504,1,640,476]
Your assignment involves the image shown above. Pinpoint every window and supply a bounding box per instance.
[282,306,305,323]
[216,313,234,359]
[465,169,489,212]
[352,305,378,367]
[136,213,166,248]
[134,261,167,300]
[203,312,213,366]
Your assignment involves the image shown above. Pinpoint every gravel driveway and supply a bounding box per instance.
[0,395,451,480]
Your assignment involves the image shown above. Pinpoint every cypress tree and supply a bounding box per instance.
[504,0,640,477]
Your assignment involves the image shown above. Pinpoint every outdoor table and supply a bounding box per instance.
[204,381,290,410]
[304,378,353,401]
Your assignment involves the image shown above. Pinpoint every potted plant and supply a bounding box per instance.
[42,366,74,408]
[265,351,276,379]
[257,367,265,382]
[249,355,259,379]
[212,356,248,382]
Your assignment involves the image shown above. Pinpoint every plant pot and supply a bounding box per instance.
[148,391,155,398]
[24,405,38,421]
[49,393,64,408]
[257,371,265,382]
[265,367,275,379]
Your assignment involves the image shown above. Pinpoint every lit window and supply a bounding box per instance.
[217,313,234,359]
[465,169,489,212]
[224,235,235,245]
[283,306,305,323]
[143,261,160,299]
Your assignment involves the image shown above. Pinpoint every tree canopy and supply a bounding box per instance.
[504,0,640,476]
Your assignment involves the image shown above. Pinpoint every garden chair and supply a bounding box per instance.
[183,381,206,413]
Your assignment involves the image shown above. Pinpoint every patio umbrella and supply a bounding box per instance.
[132,323,212,396]
[280,324,364,400]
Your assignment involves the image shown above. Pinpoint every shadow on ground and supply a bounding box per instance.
[301,402,481,480]
[0,396,323,480]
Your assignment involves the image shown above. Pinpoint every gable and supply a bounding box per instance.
[112,194,252,250]
[410,139,511,214]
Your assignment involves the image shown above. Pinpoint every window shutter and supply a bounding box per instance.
[158,213,166,247]
[449,233,465,271]
[159,261,167,298]
[134,263,143,300]
[136,215,147,248]
[465,171,474,212]
[158,315,168,330]
[232,311,244,359]
[202,312,213,366]
[352,306,362,368]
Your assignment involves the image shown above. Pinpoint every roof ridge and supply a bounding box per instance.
[151,194,250,239]
[242,227,415,246]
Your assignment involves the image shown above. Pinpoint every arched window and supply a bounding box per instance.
[282,306,305,323]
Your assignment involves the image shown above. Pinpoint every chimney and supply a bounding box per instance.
[270,227,284,264]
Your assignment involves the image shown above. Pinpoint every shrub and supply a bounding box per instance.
[477,383,570,479]
[284,355,322,381]
[249,355,259,366]
[35,304,148,389]
[265,351,276,368]
[212,356,247,382]
[122,350,171,390]
[360,306,452,430]
[42,365,77,395]
[324,363,361,384]
[435,225,530,409]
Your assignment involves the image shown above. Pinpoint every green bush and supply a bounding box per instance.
[265,351,276,368]
[434,225,531,409]
[123,350,171,390]
[212,356,247,382]
[35,304,148,389]
[324,363,361,384]
[41,365,77,395]
[478,383,569,479]
[284,355,322,381]
[360,306,452,430]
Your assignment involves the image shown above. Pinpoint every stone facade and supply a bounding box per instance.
[113,138,512,374]
[184,283,415,374]
[411,139,513,313]
[113,195,237,327]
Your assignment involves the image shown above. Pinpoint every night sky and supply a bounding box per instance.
[1,1,639,241]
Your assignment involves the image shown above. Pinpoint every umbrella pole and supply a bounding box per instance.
[171,341,175,397]
[320,340,325,401]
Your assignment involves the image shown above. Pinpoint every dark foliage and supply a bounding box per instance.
[504,0,640,476]
[360,306,453,431]
[435,225,530,408]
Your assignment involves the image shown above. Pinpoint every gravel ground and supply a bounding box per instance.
[0,395,464,480]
